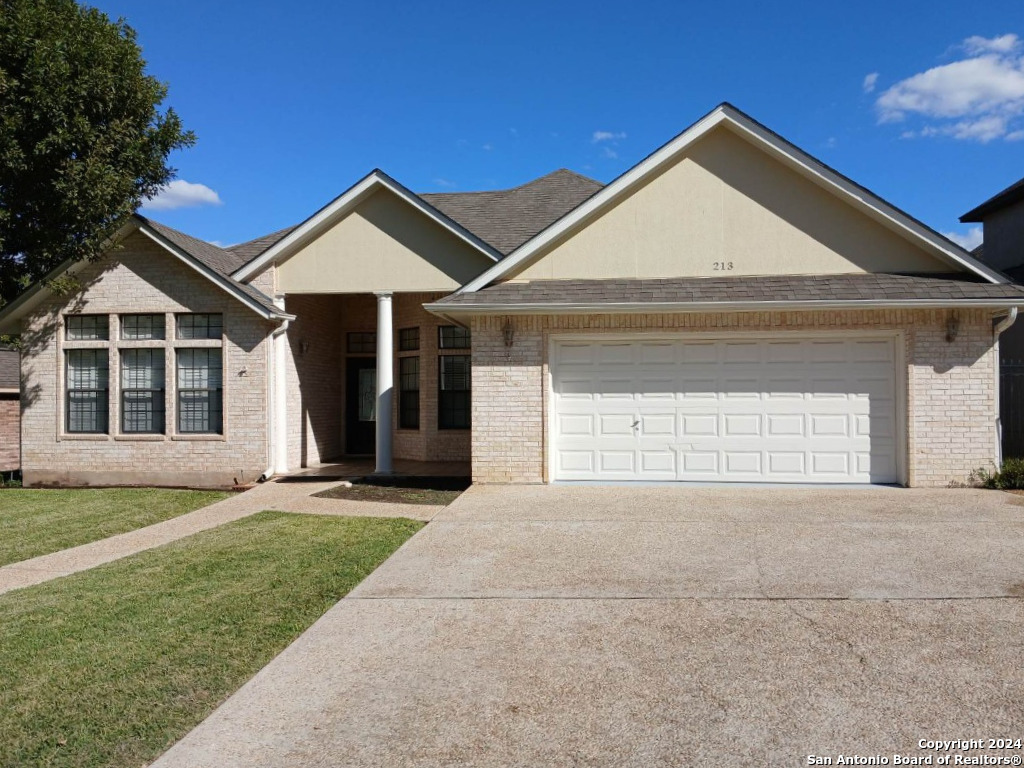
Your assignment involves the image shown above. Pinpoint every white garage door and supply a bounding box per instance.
[551,336,899,483]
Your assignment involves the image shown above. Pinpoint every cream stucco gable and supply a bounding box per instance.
[233,171,500,294]
[514,125,958,282]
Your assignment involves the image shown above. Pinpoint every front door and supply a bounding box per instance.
[346,358,377,455]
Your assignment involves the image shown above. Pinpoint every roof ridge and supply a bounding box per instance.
[420,168,602,198]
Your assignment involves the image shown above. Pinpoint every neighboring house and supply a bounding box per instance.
[961,178,1024,456]
[0,103,1021,488]
[0,345,18,471]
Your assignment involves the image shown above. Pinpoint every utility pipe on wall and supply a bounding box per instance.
[993,306,1018,469]
[260,305,290,482]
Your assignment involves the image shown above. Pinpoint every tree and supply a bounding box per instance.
[0,0,195,306]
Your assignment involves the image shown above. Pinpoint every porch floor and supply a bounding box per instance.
[282,458,471,480]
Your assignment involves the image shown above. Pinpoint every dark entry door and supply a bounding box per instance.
[346,358,376,455]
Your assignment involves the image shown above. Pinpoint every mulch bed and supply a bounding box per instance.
[313,476,471,506]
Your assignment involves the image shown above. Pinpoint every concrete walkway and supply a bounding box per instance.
[152,485,1024,767]
[0,480,440,595]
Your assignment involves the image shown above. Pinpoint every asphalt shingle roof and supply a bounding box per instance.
[961,175,1024,222]
[435,273,1024,306]
[0,347,18,390]
[420,169,603,255]
[134,216,281,315]
[227,226,298,262]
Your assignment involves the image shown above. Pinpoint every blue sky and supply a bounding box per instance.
[89,0,1024,251]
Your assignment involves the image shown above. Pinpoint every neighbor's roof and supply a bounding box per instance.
[430,273,1024,312]
[0,346,18,391]
[420,170,603,255]
[961,176,1024,222]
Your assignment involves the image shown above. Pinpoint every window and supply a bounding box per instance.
[65,315,109,341]
[439,355,470,429]
[399,356,419,429]
[121,314,165,340]
[65,350,109,433]
[176,313,223,340]
[347,332,376,353]
[399,327,419,351]
[176,349,223,434]
[439,325,470,349]
[121,349,165,433]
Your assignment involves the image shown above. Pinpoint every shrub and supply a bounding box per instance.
[971,458,1024,490]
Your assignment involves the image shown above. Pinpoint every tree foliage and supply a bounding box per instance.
[0,0,195,306]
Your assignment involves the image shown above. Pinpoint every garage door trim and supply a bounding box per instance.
[545,330,907,485]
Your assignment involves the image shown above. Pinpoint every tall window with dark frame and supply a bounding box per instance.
[438,325,470,349]
[65,349,109,433]
[399,356,420,429]
[399,327,419,352]
[438,355,470,429]
[176,313,223,340]
[121,314,165,340]
[176,349,223,434]
[65,314,109,341]
[121,349,165,434]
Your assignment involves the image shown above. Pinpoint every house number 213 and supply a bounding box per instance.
[713,261,734,271]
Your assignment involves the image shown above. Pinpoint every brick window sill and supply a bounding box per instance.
[170,434,226,442]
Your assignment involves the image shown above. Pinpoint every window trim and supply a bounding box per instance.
[65,348,110,434]
[398,355,420,430]
[176,313,223,341]
[120,348,166,434]
[176,348,224,435]
[438,325,471,350]
[120,313,166,341]
[398,327,420,352]
[438,353,471,430]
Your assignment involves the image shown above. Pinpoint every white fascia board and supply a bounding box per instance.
[136,226,292,321]
[0,388,18,395]
[231,171,501,283]
[425,299,1023,316]
[458,104,1004,293]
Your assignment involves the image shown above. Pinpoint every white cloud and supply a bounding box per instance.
[482,143,493,151]
[433,178,456,188]
[942,226,984,250]
[600,146,618,159]
[964,33,1021,56]
[143,180,222,211]
[863,72,879,93]
[592,130,626,143]
[875,34,1024,142]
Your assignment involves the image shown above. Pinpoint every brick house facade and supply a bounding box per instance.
[1,104,1021,488]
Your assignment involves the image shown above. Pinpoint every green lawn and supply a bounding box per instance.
[0,511,423,768]
[0,488,232,566]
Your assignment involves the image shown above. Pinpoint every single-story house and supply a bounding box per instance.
[1,103,1022,488]
[960,176,1024,456]
[0,345,19,472]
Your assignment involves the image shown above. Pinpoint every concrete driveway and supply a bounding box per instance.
[154,485,1024,767]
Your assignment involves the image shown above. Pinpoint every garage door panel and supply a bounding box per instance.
[552,337,899,483]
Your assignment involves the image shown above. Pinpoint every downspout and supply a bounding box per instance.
[260,314,290,482]
[993,307,1018,469]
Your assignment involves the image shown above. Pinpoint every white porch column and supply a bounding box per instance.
[375,291,394,474]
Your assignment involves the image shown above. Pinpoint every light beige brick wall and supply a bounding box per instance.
[0,396,19,470]
[282,294,343,469]
[470,309,999,487]
[18,232,274,487]
[247,265,276,297]
[393,292,471,462]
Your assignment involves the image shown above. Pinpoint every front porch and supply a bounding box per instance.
[284,457,471,480]
[276,291,472,475]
